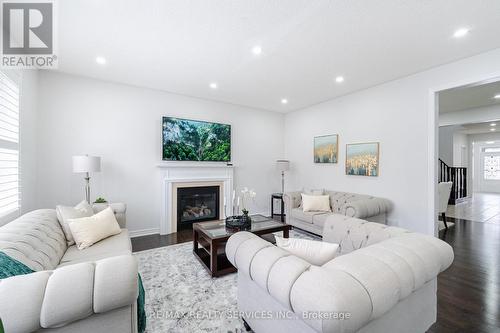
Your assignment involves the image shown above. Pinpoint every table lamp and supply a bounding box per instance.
[276,160,290,194]
[72,155,101,203]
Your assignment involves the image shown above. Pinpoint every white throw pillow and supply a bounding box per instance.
[56,200,94,245]
[299,189,325,207]
[275,236,339,266]
[68,207,121,250]
[301,193,331,212]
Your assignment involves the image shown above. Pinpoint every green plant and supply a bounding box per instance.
[94,197,107,204]
[0,317,4,333]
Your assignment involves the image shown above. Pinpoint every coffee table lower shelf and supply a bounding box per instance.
[193,246,236,277]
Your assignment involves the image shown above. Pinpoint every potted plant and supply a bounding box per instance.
[93,197,109,211]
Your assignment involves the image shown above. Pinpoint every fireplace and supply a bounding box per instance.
[177,186,220,229]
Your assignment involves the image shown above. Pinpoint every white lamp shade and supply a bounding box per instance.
[72,155,101,173]
[276,159,290,172]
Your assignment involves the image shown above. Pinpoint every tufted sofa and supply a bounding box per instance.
[284,190,392,235]
[226,214,453,333]
[0,207,138,333]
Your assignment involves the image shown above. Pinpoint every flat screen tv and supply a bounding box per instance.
[162,117,231,162]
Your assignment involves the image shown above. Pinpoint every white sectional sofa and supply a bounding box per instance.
[226,214,453,333]
[284,190,392,235]
[0,206,138,333]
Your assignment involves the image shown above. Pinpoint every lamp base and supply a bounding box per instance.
[85,173,91,204]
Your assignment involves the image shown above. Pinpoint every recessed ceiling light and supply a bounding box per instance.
[486,141,495,144]
[281,98,288,104]
[95,56,106,65]
[209,82,218,89]
[494,94,500,99]
[491,123,497,127]
[335,76,345,83]
[252,46,262,55]
[453,28,470,38]
[490,128,496,132]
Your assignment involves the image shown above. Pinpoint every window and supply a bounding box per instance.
[484,155,500,180]
[0,72,19,217]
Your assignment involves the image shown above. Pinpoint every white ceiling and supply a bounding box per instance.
[56,0,500,113]
[453,121,500,135]
[439,80,500,113]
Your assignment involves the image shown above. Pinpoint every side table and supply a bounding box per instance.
[271,193,285,222]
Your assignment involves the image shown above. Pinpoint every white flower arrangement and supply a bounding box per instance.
[240,187,257,215]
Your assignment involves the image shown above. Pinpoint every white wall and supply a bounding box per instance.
[440,104,500,127]
[36,71,284,235]
[438,126,468,167]
[285,48,500,235]
[452,132,468,167]
[438,126,456,165]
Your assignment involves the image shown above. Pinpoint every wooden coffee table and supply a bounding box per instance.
[192,215,290,277]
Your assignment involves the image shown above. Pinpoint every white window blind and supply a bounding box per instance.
[0,72,19,217]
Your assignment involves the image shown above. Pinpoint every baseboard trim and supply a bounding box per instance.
[130,213,272,238]
[130,228,160,238]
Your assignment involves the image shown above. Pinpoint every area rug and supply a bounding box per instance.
[135,230,318,333]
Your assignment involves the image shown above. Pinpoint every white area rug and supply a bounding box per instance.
[135,230,318,333]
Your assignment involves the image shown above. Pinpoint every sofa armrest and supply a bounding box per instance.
[0,255,138,333]
[93,202,127,228]
[343,197,392,219]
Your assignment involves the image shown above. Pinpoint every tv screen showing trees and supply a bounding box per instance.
[162,117,231,162]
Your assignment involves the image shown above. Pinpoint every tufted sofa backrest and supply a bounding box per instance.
[322,214,409,256]
[0,209,67,271]
[326,191,371,214]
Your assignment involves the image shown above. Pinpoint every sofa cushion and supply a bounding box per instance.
[275,236,339,265]
[0,209,66,271]
[311,212,333,228]
[58,230,131,267]
[40,262,95,328]
[291,208,328,224]
[68,207,122,250]
[56,201,94,246]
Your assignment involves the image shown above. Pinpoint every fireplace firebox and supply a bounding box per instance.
[177,186,220,229]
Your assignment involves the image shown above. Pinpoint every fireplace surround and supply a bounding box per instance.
[158,162,234,234]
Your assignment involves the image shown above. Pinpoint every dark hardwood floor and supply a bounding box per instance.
[131,229,192,252]
[131,217,500,333]
[428,218,500,333]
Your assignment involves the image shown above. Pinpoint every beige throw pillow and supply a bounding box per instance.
[68,207,121,250]
[275,236,339,266]
[299,188,325,208]
[56,200,94,245]
[301,193,331,212]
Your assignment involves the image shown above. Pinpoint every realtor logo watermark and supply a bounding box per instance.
[1,0,57,68]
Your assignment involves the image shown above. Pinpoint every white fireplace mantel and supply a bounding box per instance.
[158,163,234,235]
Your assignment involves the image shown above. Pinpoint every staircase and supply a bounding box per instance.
[439,158,467,204]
